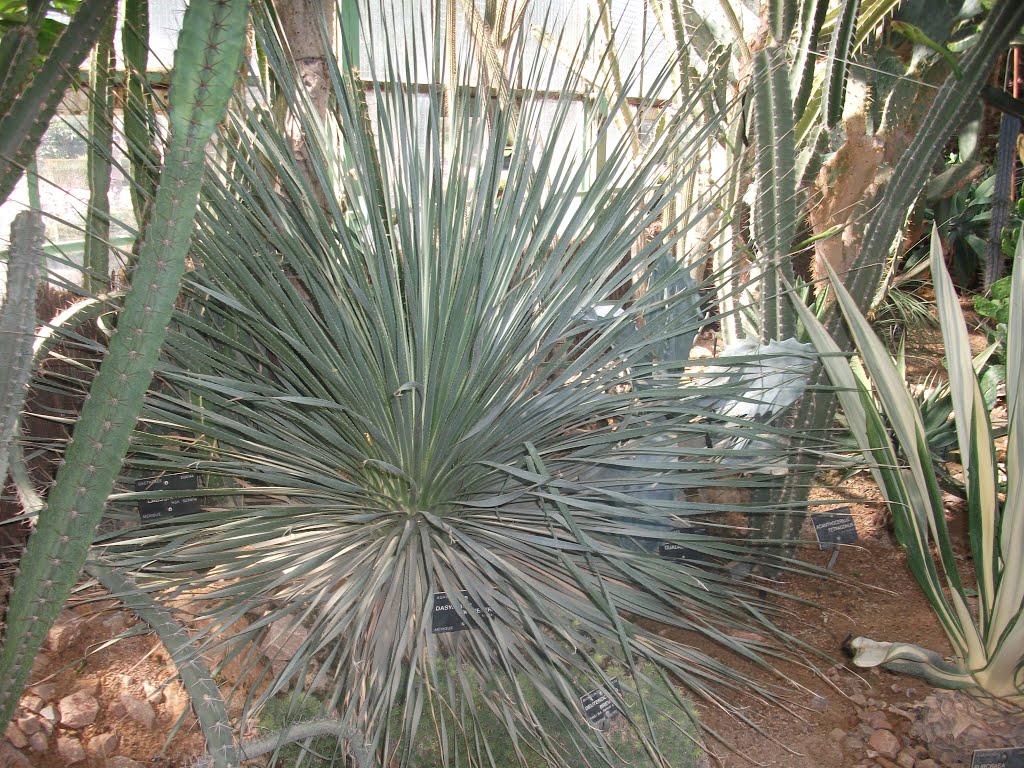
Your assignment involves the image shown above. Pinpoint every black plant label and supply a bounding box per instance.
[658,526,709,562]
[972,748,1024,767]
[431,591,495,634]
[135,473,201,521]
[811,507,858,545]
[580,679,623,730]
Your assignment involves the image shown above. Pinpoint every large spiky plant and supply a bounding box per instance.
[22,2,829,765]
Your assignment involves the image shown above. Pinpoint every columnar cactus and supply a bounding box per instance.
[0,0,118,206]
[0,211,43,486]
[0,0,251,728]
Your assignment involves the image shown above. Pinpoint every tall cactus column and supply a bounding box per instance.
[0,212,43,486]
[0,0,251,726]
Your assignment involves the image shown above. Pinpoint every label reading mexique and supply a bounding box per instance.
[135,473,201,521]
[431,591,496,634]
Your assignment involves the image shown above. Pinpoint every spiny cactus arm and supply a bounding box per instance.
[791,0,828,118]
[123,0,160,223]
[88,563,241,768]
[750,47,798,343]
[84,14,117,293]
[0,0,251,727]
[0,24,39,117]
[192,719,374,768]
[0,0,118,205]
[767,0,1024,548]
[0,211,43,486]
[849,0,1024,312]
[821,0,859,128]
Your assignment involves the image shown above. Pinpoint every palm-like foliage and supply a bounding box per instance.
[26,3,827,765]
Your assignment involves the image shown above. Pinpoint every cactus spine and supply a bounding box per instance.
[0,0,251,726]
[0,211,43,486]
[0,0,118,205]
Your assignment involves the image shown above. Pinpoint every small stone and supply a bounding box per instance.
[27,683,56,702]
[27,731,47,753]
[142,682,164,704]
[38,704,57,723]
[108,701,126,719]
[896,749,917,768]
[867,729,901,759]
[120,675,134,688]
[860,710,893,730]
[46,615,80,652]
[59,690,100,729]
[76,681,100,696]
[915,761,938,768]
[102,613,128,635]
[850,693,868,706]
[119,694,155,728]
[829,727,847,742]
[4,723,28,749]
[19,694,44,713]
[259,617,310,677]
[161,682,189,720]
[0,742,32,767]
[57,735,86,764]
[106,757,146,768]
[15,714,41,735]
[86,732,119,758]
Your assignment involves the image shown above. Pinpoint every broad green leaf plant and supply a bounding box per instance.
[13,2,836,766]
[796,227,1024,701]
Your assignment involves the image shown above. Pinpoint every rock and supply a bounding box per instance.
[809,694,829,712]
[14,715,41,735]
[4,724,28,749]
[142,682,164,704]
[829,727,847,742]
[850,693,868,706]
[0,742,32,767]
[102,613,129,635]
[161,681,189,720]
[86,732,119,758]
[119,694,156,728]
[46,614,80,653]
[868,729,901,759]
[59,690,100,729]
[108,701,127,719]
[19,694,43,713]
[259,617,310,678]
[106,757,146,768]
[860,709,894,730]
[27,731,47,753]
[896,748,917,768]
[915,761,938,768]
[27,683,56,702]
[38,704,57,723]
[57,735,86,764]
[911,690,1024,765]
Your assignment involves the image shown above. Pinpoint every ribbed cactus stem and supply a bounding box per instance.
[88,563,241,768]
[0,0,118,205]
[751,47,798,343]
[0,211,43,486]
[0,0,250,727]
[84,13,117,293]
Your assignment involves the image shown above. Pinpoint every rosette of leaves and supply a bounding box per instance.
[63,3,825,765]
